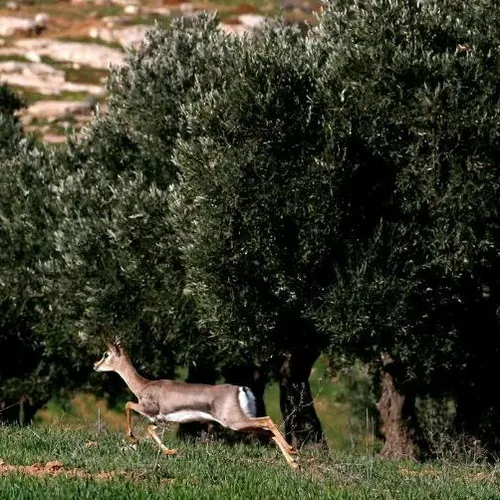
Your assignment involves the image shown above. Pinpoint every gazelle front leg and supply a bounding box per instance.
[125,401,140,442]
[147,425,177,455]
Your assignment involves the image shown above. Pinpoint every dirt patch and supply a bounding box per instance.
[0,458,128,480]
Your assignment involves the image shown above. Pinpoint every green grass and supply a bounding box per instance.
[13,88,91,105]
[22,361,496,497]
[1,425,500,499]
[37,56,108,86]
[121,15,172,29]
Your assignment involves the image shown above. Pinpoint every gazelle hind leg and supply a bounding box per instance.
[233,417,298,469]
[272,436,300,469]
[252,416,297,455]
[147,425,177,455]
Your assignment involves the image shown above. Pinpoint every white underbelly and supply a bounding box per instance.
[151,410,221,424]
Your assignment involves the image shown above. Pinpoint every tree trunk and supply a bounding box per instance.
[377,354,418,459]
[278,349,326,449]
[177,361,218,441]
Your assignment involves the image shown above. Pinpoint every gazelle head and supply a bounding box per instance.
[94,338,127,372]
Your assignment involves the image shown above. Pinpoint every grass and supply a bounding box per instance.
[1,425,500,499]
[15,360,500,498]
[37,56,108,86]
[13,88,92,105]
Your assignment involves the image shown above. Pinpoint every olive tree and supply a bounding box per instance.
[0,85,86,422]
[314,0,500,456]
[50,16,244,410]
[169,22,364,447]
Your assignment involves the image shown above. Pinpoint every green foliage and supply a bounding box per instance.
[0,86,84,417]
[3,0,500,456]
[171,21,349,365]
[50,15,243,388]
[0,84,25,154]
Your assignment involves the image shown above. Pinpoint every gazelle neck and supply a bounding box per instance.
[115,356,149,396]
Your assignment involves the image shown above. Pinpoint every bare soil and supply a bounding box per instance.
[0,458,124,479]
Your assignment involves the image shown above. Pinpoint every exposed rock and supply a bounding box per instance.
[0,17,36,37]
[220,15,265,37]
[42,134,67,143]
[101,15,128,27]
[34,13,50,29]
[88,27,99,39]
[14,39,124,69]
[25,51,41,63]
[111,0,139,5]
[220,23,249,36]
[0,61,105,95]
[89,25,150,48]
[238,14,266,28]
[0,60,64,87]
[25,98,98,121]
[280,0,313,11]
[145,6,171,16]
[232,3,257,14]
[123,4,140,15]
[179,3,194,15]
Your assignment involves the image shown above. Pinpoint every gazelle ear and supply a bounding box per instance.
[104,338,118,355]
[114,337,125,355]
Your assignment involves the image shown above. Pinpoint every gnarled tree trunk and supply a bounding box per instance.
[377,354,418,459]
[278,349,326,449]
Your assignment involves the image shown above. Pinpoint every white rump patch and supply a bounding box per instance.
[154,410,221,424]
[238,386,257,418]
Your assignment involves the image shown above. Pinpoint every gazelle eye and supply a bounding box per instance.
[104,352,109,358]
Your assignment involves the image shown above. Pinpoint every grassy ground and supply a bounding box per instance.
[22,361,498,498]
[1,425,500,499]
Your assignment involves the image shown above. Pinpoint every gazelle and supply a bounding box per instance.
[94,339,298,469]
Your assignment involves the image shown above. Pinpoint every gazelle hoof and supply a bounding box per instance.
[120,441,138,452]
[289,460,300,470]
[162,448,178,456]
[126,430,138,441]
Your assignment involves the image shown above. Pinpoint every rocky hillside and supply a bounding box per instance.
[0,0,318,142]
